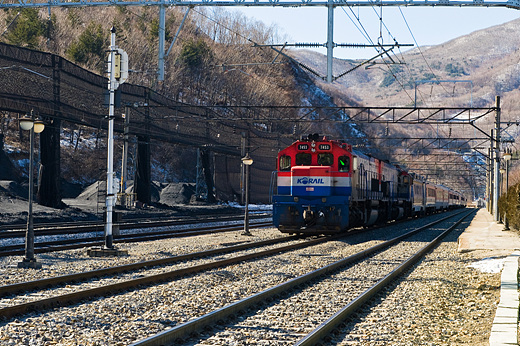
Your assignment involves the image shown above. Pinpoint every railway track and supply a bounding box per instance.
[0,212,272,238]
[0,217,272,257]
[0,232,334,320]
[0,209,474,345]
[128,209,474,345]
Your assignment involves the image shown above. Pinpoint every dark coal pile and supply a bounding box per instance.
[0,178,239,227]
[159,183,196,205]
[0,139,238,226]
[0,179,97,225]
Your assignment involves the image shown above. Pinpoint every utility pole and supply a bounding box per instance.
[487,146,491,213]
[157,3,165,82]
[240,132,246,204]
[120,106,130,206]
[326,0,334,83]
[493,96,500,221]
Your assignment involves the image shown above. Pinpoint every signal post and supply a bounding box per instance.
[88,27,129,257]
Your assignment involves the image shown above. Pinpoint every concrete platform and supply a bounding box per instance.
[458,208,520,255]
[457,208,520,346]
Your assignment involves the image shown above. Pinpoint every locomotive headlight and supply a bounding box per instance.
[322,198,327,203]
[311,148,316,153]
[294,197,299,202]
[311,143,316,148]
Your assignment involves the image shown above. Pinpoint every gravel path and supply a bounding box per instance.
[0,213,504,345]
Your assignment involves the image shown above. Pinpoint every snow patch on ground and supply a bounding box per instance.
[222,202,273,212]
[468,257,505,273]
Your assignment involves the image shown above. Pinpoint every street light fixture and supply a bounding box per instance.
[18,112,44,269]
[500,165,506,197]
[503,149,512,193]
[241,153,253,236]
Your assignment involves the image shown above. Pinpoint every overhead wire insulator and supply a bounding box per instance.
[294,42,322,48]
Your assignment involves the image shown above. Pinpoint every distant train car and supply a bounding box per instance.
[411,174,426,216]
[449,190,464,208]
[272,134,465,235]
[425,182,437,213]
[436,185,449,211]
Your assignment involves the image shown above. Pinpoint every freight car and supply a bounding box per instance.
[272,134,465,234]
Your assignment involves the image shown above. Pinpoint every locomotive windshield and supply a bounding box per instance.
[318,153,333,166]
[296,153,312,166]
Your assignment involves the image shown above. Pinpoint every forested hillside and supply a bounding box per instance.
[0,6,368,187]
[1,7,299,105]
[5,6,519,199]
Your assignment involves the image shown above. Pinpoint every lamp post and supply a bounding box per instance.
[502,149,513,230]
[241,153,253,236]
[18,112,44,269]
[500,165,506,194]
[503,149,512,193]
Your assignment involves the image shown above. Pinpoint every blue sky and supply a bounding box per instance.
[235,6,520,59]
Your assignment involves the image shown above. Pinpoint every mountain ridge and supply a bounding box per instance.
[292,17,520,114]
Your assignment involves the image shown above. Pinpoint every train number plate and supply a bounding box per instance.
[318,144,331,150]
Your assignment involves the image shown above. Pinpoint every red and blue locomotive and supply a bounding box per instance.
[272,134,464,234]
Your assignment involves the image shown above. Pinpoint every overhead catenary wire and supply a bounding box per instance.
[339,5,417,104]
[394,7,455,139]
[333,6,483,190]
[397,7,451,97]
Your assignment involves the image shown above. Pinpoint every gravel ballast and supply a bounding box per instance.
[0,214,506,345]
[333,224,501,345]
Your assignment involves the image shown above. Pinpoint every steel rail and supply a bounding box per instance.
[0,233,334,320]
[0,212,272,235]
[295,208,476,346]
[129,209,470,346]
[0,233,299,298]
[0,220,273,257]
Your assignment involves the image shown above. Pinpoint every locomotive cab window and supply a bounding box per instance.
[295,153,312,166]
[318,153,333,166]
[279,155,291,171]
[338,156,350,172]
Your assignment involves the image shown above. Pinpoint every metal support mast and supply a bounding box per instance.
[326,0,334,83]
[120,106,130,203]
[195,148,207,200]
[493,96,501,221]
[158,4,166,82]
